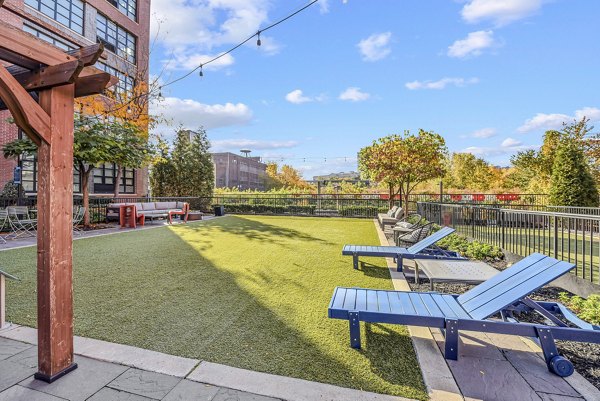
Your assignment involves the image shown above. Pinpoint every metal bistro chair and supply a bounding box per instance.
[395,222,434,247]
[0,209,8,244]
[7,206,37,239]
[73,206,86,236]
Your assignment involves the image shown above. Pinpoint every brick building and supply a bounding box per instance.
[212,152,268,191]
[0,0,151,196]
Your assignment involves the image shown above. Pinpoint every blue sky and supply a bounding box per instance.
[148,0,600,179]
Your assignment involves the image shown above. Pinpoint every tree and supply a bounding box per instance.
[3,116,154,225]
[149,128,214,198]
[549,138,599,207]
[358,130,447,211]
[264,162,311,189]
[445,153,494,191]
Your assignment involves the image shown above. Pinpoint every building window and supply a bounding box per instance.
[93,163,135,194]
[23,24,76,51]
[25,0,84,35]
[97,62,135,95]
[106,0,136,21]
[20,155,81,194]
[96,14,136,64]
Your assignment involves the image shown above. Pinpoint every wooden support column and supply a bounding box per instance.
[34,83,77,383]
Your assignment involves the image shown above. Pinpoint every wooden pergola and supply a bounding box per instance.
[0,4,116,382]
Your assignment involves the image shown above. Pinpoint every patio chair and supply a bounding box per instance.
[7,206,36,239]
[0,209,8,244]
[377,206,403,229]
[73,206,86,235]
[342,226,464,272]
[392,214,424,243]
[329,253,596,377]
[395,222,433,247]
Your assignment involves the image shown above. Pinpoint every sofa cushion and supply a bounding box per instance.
[142,203,156,210]
[176,201,187,209]
[387,205,398,217]
[133,203,144,211]
[155,201,175,210]
[393,207,404,219]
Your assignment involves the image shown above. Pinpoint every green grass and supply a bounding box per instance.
[0,215,427,399]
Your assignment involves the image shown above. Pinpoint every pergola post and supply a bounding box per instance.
[34,83,77,382]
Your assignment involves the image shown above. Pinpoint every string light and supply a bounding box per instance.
[256,31,262,46]
[199,65,204,77]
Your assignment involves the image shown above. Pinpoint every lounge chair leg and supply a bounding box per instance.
[348,311,361,349]
[396,256,403,272]
[535,326,574,377]
[444,319,459,360]
[353,254,359,270]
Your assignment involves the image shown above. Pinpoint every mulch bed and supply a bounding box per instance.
[406,258,600,390]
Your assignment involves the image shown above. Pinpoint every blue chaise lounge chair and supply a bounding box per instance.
[342,226,463,271]
[328,253,600,377]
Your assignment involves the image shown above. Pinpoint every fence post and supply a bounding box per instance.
[500,210,505,249]
[553,215,559,258]
[471,206,475,238]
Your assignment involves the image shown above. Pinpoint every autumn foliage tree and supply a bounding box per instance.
[358,130,447,211]
[265,162,311,189]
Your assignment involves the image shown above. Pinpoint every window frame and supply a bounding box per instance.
[24,0,85,35]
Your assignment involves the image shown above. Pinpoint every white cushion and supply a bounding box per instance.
[142,203,156,210]
[393,207,404,219]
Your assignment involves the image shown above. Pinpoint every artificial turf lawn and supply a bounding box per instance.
[0,215,427,399]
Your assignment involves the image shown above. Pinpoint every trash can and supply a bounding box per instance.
[214,205,225,216]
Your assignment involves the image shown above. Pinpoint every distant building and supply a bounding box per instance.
[212,152,267,190]
[312,171,360,181]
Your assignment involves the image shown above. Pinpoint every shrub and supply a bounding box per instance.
[558,293,600,325]
[437,233,503,261]
[339,206,385,217]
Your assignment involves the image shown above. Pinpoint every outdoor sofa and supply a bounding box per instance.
[377,206,404,229]
[329,253,600,377]
[106,201,189,224]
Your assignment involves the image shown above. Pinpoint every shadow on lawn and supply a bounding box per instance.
[187,216,332,246]
[359,262,393,279]
[1,218,425,399]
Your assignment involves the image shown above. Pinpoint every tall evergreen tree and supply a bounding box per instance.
[549,138,599,206]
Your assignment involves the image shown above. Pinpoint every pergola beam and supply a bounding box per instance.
[12,60,83,92]
[0,64,50,145]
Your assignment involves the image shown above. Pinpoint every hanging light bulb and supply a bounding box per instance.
[256,31,262,46]
[199,64,204,77]
[158,86,162,97]
[126,104,132,114]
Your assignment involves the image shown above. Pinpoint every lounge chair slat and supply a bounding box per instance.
[366,290,379,312]
[331,287,347,310]
[458,253,547,304]
[388,291,405,314]
[468,261,575,320]
[459,256,562,315]
[430,293,458,318]
[408,293,430,316]
[407,227,455,254]
[441,295,471,319]
[419,293,445,318]
[355,288,367,311]
[377,291,391,313]
[343,288,357,310]
[398,292,416,315]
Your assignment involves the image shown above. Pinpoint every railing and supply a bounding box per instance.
[418,202,600,285]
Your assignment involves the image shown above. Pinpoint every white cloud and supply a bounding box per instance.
[517,107,600,133]
[150,97,253,135]
[405,77,479,90]
[319,0,330,14]
[471,128,497,138]
[151,0,274,72]
[211,139,299,152]
[339,87,370,102]
[448,30,495,58]
[501,137,522,147]
[357,32,392,62]
[166,52,235,71]
[461,0,542,26]
[285,89,326,104]
[575,107,600,122]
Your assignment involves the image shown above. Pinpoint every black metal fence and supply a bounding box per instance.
[418,202,600,285]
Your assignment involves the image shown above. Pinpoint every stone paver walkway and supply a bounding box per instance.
[379,222,600,401]
[0,336,280,401]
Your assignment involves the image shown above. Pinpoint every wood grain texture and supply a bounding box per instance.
[36,84,75,377]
